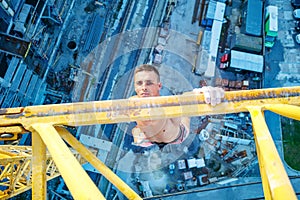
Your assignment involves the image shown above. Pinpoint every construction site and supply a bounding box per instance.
[0,0,300,199]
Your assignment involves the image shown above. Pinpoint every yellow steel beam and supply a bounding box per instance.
[0,86,299,130]
[29,123,105,200]
[263,104,300,121]
[32,130,47,200]
[248,106,297,200]
[56,126,143,200]
[0,126,26,141]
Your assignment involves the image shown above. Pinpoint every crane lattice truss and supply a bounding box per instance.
[0,146,83,199]
[0,86,300,200]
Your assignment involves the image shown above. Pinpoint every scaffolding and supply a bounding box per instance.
[0,86,300,199]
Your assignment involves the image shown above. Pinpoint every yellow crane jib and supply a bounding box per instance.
[0,86,299,200]
[0,145,82,199]
[0,86,299,129]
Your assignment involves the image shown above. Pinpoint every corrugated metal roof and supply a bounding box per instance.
[214,2,226,21]
[206,0,217,19]
[206,1,226,21]
[230,50,263,73]
[245,0,263,36]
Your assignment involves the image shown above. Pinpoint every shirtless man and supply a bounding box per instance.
[131,64,224,147]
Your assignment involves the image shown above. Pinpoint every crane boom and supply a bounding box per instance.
[0,86,299,199]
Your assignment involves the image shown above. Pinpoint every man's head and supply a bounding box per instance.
[134,64,162,97]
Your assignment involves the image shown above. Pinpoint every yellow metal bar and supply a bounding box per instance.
[32,131,47,200]
[0,107,24,114]
[263,104,300,121]
[247,106,297,200]
[29,123,105,200]
[0,86,299,129]
[56,126,142,200]
[16,158,31,186]
[0,126,26,140]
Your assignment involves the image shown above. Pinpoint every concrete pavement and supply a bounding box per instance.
[264,0,300,88]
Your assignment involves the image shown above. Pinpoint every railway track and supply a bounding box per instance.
[92,0,161,197]
[96,0,160,139]
[95,0,135,101]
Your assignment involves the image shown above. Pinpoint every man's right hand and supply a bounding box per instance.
[193,86,224,106]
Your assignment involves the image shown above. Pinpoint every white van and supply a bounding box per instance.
[293,9,300,19]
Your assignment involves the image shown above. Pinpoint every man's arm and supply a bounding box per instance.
[130,86,224,145]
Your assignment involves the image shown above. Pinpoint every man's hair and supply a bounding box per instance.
[134,64,160,81]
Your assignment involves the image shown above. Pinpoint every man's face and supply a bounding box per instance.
[134,71,162,97]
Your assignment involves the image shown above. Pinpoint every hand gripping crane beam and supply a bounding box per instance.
[0,86,300,200]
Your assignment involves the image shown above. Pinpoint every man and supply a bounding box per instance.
[131,64,224,148]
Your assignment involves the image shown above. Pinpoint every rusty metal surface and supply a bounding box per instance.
[0,86,299,130]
